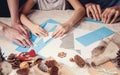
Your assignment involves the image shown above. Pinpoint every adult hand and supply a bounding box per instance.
[12,23,30,39]
[52,23,72,38]
[102,6,120,24]
[3,25,33,47]
[29,24,48,37]
[85,3,102,20]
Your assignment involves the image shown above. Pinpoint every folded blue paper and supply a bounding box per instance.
[16,19,60,52]
[85,18,104,24]
[76,27,114,46]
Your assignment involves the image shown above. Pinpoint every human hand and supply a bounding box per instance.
[52,23,72,38]
[12,23,30,39]
[30,24,48,37]
[85,3,102,20]
[102,6,120,24]
[3,26,33,47]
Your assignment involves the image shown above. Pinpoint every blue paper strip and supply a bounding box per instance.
[15,19,60,52]
[85,18,104,24]
[76,27,114,46]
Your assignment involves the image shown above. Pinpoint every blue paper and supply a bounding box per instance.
[76,27,114,46]
[28,38,53,53]
[16,19,60,52]
[85,18,104,24]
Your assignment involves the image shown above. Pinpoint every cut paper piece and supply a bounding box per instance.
[85,18,104,24]
[16,19,60,52]
[60,32,74,49]
[76,27,114,46]
[43,32,53,43]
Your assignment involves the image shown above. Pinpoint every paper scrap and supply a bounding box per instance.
[60,32,74,49]
[76,27,114,46]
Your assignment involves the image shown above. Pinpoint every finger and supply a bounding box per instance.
[24,38,33,47]
[106,10,115,24]
[38,28,48,37]
[102,9,108,23]
[21,39,30,47]
[14,39,25,47]
[53,30,63,38]
[19,25,28,36]
[60,31,66,37]
[110,11,119,24]
[52,29,60,38]
[92,5,100,20]
[89,5,97,20]
[38,31,48,37]
[86,8,92,18]
[52,27,60,37]
[18,36,29,47]
[27,31,31,38]
[96,5,102,20]
[35,33,40,37]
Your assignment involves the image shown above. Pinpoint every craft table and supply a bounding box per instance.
[0,10,120,75]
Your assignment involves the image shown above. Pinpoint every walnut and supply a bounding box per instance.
[58,52,66,58]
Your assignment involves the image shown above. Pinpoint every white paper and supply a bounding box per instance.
[43,32,53,43]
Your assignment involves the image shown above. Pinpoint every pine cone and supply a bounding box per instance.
[50,66,58,75]
[45,60,57,68]
[116,49,120,68]
[7,53,22,69]
[0,48,5,62]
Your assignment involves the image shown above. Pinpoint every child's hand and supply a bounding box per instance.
[85,3,102,20]
[30,24,48,37]
[52,23,72,38]
[102,6,120,24]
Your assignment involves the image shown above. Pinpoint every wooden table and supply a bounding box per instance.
[0,10,120,75]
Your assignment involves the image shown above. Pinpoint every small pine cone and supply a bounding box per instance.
[7,53,22,69]
[0,48,5,62]
[50,66,59,75]
[116,49,120,68]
